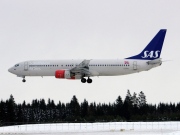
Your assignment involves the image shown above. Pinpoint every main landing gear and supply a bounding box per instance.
[81,77,92,84]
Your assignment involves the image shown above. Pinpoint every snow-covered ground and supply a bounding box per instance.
[0,122,180,135]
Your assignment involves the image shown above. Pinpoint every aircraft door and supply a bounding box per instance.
[133,61,137,70]
[24,62,28,71]
[72,63,76,68]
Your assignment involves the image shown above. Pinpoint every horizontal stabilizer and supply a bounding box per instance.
[147,58,162,65]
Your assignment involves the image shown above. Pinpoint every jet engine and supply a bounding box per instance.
[55,70,74,79]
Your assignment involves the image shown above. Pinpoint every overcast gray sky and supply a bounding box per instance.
[0,0,180,104]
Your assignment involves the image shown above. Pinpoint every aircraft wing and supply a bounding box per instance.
[70,60,91,76]
[70,60,99,77]
[77,59,91,68]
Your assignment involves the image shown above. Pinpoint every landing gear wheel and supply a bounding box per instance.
[81,78,86,83]
[22,78,26,83]
[87,78,92,83]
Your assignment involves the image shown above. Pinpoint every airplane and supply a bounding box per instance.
[8,29,167,83]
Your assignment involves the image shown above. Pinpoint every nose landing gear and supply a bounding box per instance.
[22,77,26,83]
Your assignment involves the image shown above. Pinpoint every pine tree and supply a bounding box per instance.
[138,91,148,116]
[122,90,133,120]
[138,91,147,107]
[115,96,123,117]
[47,99,56,122]
[16,104,23,123]
[39,99,47,122]
[132,92,139,107]
[176,102,180,112]
[70,95,80,120]
[61,103,66,120]
[81,99,88,118]
[96,103,103,117]
[88,102,96,121]
[131,92,139,116]
[107,102,115,117]
[31,99,40,122]
[0,101,6,125]
[125,90,132,103]
[6,95,16,124]
[56,101,62,121]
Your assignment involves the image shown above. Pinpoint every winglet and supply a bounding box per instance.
[126,29,167,60]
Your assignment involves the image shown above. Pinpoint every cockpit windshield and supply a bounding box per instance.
[15,64,19,67]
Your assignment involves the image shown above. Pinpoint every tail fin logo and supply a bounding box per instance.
[141,50,160,59]
[125,29,166,60]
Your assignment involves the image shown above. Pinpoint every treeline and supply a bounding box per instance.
[1,90,180,126]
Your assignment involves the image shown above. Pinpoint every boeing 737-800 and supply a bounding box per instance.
[8,29,167,83]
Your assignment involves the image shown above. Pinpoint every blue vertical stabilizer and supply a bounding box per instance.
[126,29,166,60]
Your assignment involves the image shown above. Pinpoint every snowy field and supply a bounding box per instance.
[0,122,180,135]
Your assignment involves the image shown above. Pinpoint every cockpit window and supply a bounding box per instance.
[15,64,19,67]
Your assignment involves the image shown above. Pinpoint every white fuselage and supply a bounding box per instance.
[8,59,160,79]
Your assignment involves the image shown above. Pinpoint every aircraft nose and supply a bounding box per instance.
[8,67,13,73]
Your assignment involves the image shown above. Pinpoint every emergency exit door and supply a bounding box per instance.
[24,62,28,71]
[133,61,137,70]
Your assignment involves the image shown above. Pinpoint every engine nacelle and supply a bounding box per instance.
[55,70,72,79]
